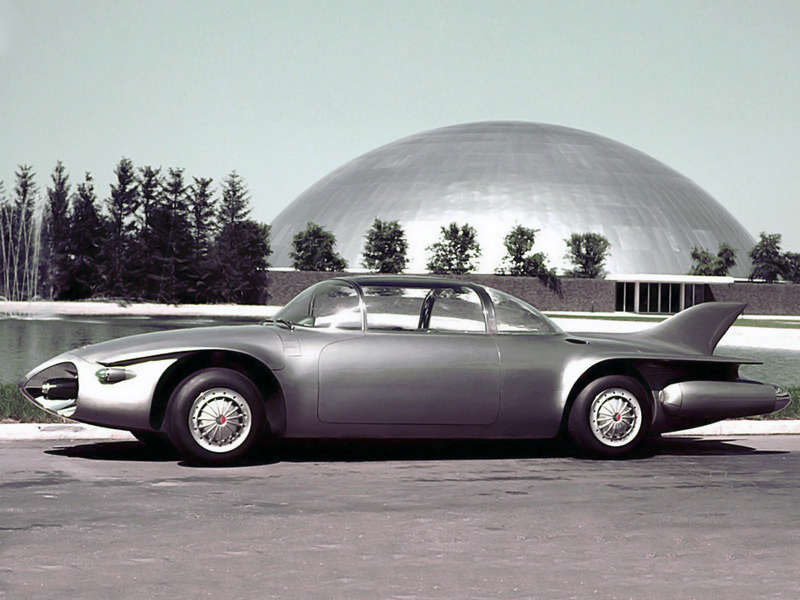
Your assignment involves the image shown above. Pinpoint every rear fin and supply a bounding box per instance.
[632,302,747,355]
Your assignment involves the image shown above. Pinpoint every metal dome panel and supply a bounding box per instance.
[270,121,754,276]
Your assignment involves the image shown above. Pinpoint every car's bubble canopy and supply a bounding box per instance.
[273,278,562,335]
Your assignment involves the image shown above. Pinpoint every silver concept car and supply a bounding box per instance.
[20,276,790,465]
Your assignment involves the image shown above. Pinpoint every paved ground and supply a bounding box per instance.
[1,436,799,600]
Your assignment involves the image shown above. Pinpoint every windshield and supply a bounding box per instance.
[272,286,314,326]
[486,287,562,334]
[273,280,362,329]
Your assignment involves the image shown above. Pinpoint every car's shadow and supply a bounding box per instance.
[45,435,787,466]
[47,440,181,462]
[647,435,787,457]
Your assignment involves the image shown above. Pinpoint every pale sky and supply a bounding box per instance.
[1,0,799,253]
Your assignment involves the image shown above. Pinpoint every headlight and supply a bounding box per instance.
[41,377,79,400]
[96,367,136,384]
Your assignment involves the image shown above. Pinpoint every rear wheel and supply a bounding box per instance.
[167,368,266,466]
[568,375,651,458]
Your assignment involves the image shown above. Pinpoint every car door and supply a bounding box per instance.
[486,287,573,437]
[317,284,501,425]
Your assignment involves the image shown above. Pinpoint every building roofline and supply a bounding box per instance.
[608,273,737,284]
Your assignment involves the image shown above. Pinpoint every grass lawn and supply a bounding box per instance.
[547,312,800,329]
[0,384,64,423]
[750,385,800,420]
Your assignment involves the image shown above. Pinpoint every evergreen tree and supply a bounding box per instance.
[749,233,785,283]
[204,171,273,303]
[497,225,561,294]
[41,161,71,299]
[102,158,139,297]
[206,220,271,304]
[128,166,163,298]
[148,168,196,303]
[62,173,106,299]
[688,243,737,276]
[218,171,250,227]
[187,177,216,263]
[426,222,481,275]
[564,232,611,278]
[137,166,162,235]
[361,218,408,273]
[289,222,347,271]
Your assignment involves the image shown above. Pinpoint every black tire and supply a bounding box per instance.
[567,375,652,458]
[167,368,266,466]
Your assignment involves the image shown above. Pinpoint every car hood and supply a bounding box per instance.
[70,325,287,370]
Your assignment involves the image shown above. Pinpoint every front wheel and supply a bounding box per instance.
[567,375,652,458]
[167,368,266,466]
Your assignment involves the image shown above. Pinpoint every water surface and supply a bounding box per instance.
[2,315,255,383]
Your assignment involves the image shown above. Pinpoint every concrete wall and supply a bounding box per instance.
[266,271,800,315]
[709,282,800,316]
[266,271,616,312]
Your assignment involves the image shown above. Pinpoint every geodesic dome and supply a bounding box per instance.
[270,121,754,276]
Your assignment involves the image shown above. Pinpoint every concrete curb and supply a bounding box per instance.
[662,420,800,436]
[1,421,799,441]
[0,423,135,441]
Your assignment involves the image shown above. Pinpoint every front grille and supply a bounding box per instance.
[19,362,79,418]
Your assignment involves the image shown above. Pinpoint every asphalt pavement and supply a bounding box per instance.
[2,435,799,599]
[2,419,800,441]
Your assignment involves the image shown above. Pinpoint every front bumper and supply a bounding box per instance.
[19,352,178,431]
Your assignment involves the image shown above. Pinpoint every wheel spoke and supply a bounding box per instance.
[189,387,253,453]
[589,388,642,447]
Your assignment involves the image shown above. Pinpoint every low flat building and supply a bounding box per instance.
[610,274,737,314]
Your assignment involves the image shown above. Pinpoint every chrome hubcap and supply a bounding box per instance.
[189,387,252,453]
[589,388,642,447]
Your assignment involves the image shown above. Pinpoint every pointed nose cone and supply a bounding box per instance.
[19,361,79,418]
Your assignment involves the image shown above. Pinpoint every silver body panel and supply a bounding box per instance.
[20,352,178,430]
[20,276,786,440]
[318,331,501,425]
[73,325,287,370]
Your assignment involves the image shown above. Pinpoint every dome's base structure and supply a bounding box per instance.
[270,122,754,277]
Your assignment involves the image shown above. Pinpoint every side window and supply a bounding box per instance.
[489,289,560,334]
[362,286,427,331]
[311,282,362,329]
[428,287,486,333]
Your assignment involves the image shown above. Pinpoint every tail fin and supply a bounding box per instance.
[633,302,746,355]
